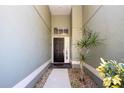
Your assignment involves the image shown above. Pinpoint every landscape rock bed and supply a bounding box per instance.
[34,68,53,88]
[68,68,98,88]
[34,68,97,88]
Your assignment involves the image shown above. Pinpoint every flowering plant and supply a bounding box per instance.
[96,58,124,88]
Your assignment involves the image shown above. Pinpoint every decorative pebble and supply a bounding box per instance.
[34,68,52,88]
[68,68,98,88]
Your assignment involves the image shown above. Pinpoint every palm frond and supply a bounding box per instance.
[77,31,102,49]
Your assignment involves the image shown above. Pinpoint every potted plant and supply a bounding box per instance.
[77,27,102,81]
[96,58,124,88]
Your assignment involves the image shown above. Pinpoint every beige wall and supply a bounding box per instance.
[35,5,51,29]
[0,5,51,87]
[82,5,124,68]
[82,5,100,25]
[71,5,83,61]
[51,15,70,35]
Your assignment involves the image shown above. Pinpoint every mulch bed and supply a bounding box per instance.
[34,68,53,88]
[68,68,98,88]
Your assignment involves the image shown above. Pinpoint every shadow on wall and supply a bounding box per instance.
[83,6,124,68]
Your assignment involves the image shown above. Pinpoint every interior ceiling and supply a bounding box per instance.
[49,5,71,15]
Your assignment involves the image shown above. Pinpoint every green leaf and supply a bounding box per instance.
[111,85,120,88]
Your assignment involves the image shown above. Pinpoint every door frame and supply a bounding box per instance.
[52,36,70,63]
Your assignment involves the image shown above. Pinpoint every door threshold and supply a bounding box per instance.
[50,63,72,68]
[53,62,64,64]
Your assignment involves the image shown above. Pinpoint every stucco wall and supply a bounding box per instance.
[35,5,51,29]
[0,5,51,87]
[82,5,124,68]
[51,15,70,35]
[71,6,83,61]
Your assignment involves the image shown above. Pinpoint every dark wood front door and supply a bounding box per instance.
[54,38,64,62]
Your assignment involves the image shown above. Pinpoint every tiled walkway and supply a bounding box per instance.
[43,69,71,88]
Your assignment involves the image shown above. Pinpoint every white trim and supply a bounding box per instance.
[83,63,103,80]
[51,36,53,63]
[13,59,51,88]
[72,61,80,64]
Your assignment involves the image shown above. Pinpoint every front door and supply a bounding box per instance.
[54,38,64,63]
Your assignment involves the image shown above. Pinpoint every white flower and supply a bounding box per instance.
[103,77,112,87]
[100,58,107,64]
[112,75,122,86]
